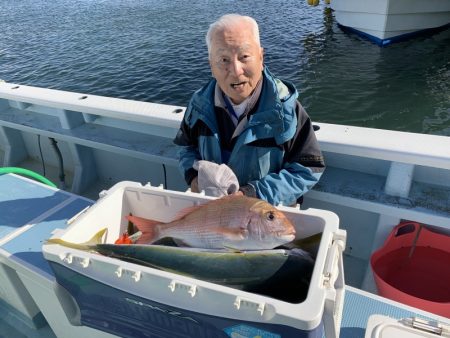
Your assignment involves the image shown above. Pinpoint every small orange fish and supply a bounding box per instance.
[127,195,296,250]
[115,233,132,245]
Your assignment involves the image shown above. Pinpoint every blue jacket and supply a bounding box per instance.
[174,66,325,206]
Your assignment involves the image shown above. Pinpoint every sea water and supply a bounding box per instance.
[0,0,449,135]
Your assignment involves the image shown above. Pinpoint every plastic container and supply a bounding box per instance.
[43,181,346,338]
[365,315,450,338]
[371,221,450,318]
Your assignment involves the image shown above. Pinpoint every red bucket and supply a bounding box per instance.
[371,221,450,318]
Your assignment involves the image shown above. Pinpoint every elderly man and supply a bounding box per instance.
[174,14,325,206]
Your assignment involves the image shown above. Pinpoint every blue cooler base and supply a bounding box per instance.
[49,262,324,338]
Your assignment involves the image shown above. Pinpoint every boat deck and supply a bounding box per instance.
[0,174,448,337]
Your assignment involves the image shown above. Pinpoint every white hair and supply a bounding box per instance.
[205,14,261,56]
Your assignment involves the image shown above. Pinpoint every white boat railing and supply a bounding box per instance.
[1,82,449,167]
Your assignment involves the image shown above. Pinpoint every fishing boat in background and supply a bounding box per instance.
[312,0,450,45]
[0,81,449,337]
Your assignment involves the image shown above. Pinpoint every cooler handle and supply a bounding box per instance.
[323,229,347,338]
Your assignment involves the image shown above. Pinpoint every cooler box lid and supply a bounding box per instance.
[365,315,450,338]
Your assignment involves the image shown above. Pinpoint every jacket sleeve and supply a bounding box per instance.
[173,108,200,185]
[247,102,325,206]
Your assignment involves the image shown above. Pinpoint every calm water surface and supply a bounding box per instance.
[1,0,449,135]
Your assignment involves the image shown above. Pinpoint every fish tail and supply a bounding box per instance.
[46,228,107,250]
[126,215,160,244]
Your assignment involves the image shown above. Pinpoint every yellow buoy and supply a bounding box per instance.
[307,0,320,7]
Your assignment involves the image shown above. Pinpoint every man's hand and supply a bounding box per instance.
[192,160,239,197]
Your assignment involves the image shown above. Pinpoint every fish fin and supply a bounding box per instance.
[216,194,240,201]
[172,196,239,220]
[215,227,248,240]
[126,215,160,244]
[172,204,203,220]
[46,228,107,251]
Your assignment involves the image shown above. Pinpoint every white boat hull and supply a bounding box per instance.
[331,0,450,44]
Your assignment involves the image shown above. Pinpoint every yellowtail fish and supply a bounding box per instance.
[46,229,314,291]
[127,194,296,250]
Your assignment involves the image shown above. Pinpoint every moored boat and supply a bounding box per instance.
[328,0,450,45]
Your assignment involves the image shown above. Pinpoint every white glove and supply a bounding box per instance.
[193,160,239,197]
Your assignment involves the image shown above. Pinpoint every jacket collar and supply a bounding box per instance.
[187,66,298,144]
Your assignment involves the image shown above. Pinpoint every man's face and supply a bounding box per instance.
[209,22,264,104]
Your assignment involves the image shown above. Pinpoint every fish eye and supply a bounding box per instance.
[266,211,275,221]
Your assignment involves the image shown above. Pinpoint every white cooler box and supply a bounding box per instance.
[43,181,346,338]
[365,315,450,338]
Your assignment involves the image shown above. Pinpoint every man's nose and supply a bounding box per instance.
[230,59,244,76]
